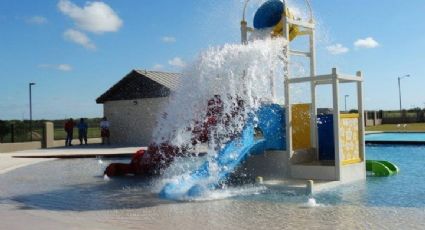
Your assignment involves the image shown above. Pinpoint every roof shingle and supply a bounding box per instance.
[96,70,181,104]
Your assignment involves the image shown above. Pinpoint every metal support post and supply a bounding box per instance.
[357,71,365,162]
[332,68,341,180]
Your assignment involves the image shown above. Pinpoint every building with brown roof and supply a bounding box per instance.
[96,70,181,146]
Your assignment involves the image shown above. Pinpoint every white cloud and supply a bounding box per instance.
[161,36,176,43]
[354,37,379,49]
[63,29,96,50]
[58,0,123,34]
[326,43,349,55]
[38,64,73,72]
[168,57,186,68]
[152,64,164,70]
[27,16,48,25]
[58,64,73,71]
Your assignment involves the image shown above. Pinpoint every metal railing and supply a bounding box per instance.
[0,119,102,143]
[0,121,44,143]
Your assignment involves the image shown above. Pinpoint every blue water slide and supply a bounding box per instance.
[160,104,286,200]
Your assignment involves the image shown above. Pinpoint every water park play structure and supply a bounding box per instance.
[105,0,397,199]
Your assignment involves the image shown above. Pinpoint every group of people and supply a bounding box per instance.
[64,117,110,146]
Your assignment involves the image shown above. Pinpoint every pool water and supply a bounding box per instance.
[0,145,424,229]
[366,132,425,142]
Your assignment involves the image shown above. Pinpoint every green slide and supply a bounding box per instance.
[366,160,399,177]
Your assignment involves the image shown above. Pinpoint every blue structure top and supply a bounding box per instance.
[253,0,285,29]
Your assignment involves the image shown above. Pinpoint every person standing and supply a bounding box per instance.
[77,118,88,145]
[64,118,75,146]
[100,117,110,145]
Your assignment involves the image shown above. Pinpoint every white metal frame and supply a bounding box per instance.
[289,68,364,179]
[240,1,365,181]
[282,5,317,159]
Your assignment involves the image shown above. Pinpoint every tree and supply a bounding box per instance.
[408,107,421,112]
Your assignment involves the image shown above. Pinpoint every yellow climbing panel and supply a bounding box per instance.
[292,103,311,150]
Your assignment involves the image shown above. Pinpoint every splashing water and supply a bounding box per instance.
[153,37,287,146]
[103,174,110,181]
[306,197,317,207]
[149,37,289,198]
[174,185,268,202]
[300,197,321,208]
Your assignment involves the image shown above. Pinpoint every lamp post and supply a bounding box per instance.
[29,82,36,141]
[398,74,410,111]
[344,94,349,112]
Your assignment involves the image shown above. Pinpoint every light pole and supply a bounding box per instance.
[344,95,349,112]
[29,82,36,141]
[398,74,410,111]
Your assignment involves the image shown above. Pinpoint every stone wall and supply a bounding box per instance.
[103,98,169,146]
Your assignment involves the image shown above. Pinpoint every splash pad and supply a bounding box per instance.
[105,0,367,200]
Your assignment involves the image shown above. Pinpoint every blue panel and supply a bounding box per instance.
[255,104,286,151]
[317,114,335,161]
[253,0,285,29]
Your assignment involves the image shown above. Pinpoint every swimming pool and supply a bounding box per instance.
[0,145,424,229]
[366,132,425,144]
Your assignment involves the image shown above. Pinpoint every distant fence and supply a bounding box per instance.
[364,110,425,126]
[0,121,44,143]
[0,119,101,144]
[382,110,425,124]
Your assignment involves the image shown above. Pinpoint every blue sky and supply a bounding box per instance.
[0,0,424,120]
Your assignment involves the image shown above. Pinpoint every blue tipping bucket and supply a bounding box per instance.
[253,0,285,29]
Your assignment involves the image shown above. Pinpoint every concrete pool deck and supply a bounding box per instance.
[12,145,144,158]
[0,145,142,174]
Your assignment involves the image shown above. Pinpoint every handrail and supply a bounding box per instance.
[242,0,251,22]
[304,0,314,22]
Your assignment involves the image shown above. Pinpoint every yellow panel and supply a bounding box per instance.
[271,8,300,41]
[339,114,361,164]
[342,158,362,165]
[292,104,311,150]
[340,114,359,119]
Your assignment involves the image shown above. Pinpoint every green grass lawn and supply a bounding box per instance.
[366,123,425,132]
